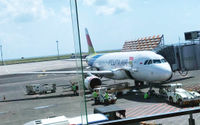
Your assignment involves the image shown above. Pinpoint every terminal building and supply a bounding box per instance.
[122,35,164,51]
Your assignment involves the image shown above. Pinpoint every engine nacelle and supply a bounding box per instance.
[84,75,102,90]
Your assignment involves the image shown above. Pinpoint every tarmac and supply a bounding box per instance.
[1,59,200,125]
[0,59,87,76]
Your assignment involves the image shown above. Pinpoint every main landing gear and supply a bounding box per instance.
[134,81,155,97]
[135,80,144,90]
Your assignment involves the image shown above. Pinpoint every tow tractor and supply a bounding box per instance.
[93,87,117,105]
[159,83,200,106]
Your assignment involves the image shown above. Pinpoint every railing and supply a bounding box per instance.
[94,107,200,125]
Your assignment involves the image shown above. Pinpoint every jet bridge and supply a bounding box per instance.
[157,43,200,72]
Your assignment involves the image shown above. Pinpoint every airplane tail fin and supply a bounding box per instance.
[85,28,96,55]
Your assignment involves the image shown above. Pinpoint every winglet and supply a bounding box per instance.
[85,28,96,55]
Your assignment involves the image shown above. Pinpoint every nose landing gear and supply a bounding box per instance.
[147,83,156,97]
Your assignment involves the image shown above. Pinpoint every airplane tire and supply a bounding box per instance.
[104,99,109,105]
[178,99,183,107]
[169,97,173,104]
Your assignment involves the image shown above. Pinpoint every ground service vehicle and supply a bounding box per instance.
[25,83,56,95]
[159,83,200,106]
[93,87,117,105]
[94,105,126,120]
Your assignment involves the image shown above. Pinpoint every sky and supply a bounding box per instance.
[0,0,200,60]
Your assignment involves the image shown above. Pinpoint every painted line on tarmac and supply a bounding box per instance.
[125,103,163,113]
[125,104,153,114]
[126,104,156,117]
[159,104,179,113]
[126,104,157,117]
[125,103,199,118]
[0,111,8,115]
[33,104,56,110]
[148,104,175,115]
[125,103,183,118]
[138,103,167,116]
[131,103,164,118]
[126,103,164,118]
[147,104,179,116]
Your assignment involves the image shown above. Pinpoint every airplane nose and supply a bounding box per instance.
[164,69,173,81]
[155,64,173,81]
[161,65,173,81]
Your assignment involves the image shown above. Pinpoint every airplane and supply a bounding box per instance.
[16,28,173,92]
[84,28,172,90]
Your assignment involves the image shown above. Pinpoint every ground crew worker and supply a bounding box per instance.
[144,92,148,99]
[3,95,6,101]
[104,92,109,100]
[92,90,98,104]
[104,92,109,104]
[72,83,77,96]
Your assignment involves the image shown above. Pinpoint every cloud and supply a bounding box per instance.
[94,0,107,6]
[83,0,131,15]
[0,0,56,23]
[0,31,28,45]
[14,13,35,23]
[58,7,71,23]
[83,0,97,6]
[143,0,149,4]
[96,6,115,15]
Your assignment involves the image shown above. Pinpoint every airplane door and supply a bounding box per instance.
[128,57,134,68]
[142,59,153,81]
[146,60,154,80]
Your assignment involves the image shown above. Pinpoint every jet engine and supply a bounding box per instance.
[84,75,102,90]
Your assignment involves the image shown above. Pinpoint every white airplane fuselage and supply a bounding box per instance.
[86,51,172,83]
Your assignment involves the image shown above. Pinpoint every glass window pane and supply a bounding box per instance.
[70,0,88,124]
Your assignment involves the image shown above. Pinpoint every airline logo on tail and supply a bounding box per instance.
[85,28,96,55]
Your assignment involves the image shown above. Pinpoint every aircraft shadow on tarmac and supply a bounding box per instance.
[117,92,166,104]
[115,76,194,104]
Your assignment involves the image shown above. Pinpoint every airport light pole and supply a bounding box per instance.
[56,40,60,59]
[0,45,4,65]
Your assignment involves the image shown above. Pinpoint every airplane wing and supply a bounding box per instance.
[13,70,113,76]
[12,67,139,79]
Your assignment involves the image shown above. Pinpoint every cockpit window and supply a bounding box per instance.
[148,60,152,64]
[153,59,161,64]
[144,60,148,65]
[145,59,166,65]
[161,59,167,63]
